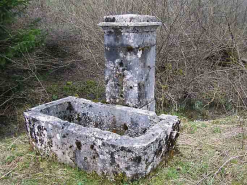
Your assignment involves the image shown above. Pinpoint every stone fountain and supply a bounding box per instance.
[24,14,180,180]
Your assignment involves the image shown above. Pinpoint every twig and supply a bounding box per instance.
[0,171,12,180]
[197,154,246,184]
[138,99,155,109]
[203,87,218,108]
[81,43,101,71]
[212,154,246,180]
[196,171,214,185]
[7,137,20,150]
[0,95,14,107]
[0,165,17,180]
[22,53,49,97]
[239,117,245,150]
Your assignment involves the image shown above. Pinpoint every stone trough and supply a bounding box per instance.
[24,96,180,180]
[24,14,181,180]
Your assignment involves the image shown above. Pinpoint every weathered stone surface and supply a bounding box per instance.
[23,15,180,181]
[24,96,180,180]
[99,14,162,111]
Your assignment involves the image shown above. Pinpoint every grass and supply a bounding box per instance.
[1,0,247,183]
[0,116,246,185]
[46,80,105,102]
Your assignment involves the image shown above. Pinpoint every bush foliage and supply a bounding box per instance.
[0,0,44,66]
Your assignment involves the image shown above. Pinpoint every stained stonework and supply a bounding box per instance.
[24,96,180,180]
[24,15,181,181]
[99,14,162,111]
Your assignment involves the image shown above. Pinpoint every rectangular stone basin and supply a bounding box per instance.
[24,96,180,180]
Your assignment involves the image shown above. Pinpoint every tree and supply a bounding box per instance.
[0,0,44,66]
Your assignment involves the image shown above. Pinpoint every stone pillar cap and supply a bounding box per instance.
[98,14,162,27]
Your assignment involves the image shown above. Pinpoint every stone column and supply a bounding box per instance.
[99,14,161,112]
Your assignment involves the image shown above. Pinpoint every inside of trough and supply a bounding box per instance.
[40,100,157,137]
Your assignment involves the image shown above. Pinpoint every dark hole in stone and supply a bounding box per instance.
[94,122,99,128]
[93,156,96,159]
[67,115,73,122]
[105,17,116,22]
[155,140,163,156]
[110,152,116,165]
[120,146,133,153]
[75,140,82,150]
[138,82,145,103]
[119,61,123,67]
[76,114,82,122]
[127,46,134,52]
[62,134,66,138]
[123,124,128,131]
[156,146,163,156]
[133,156,142,164]
[120,94,124,98]
[125,166,130,170]
[107,30,114,35]
[48,140,53,148]
[90,145,94,150]
[66,102,74,112]
[130,86,133,89]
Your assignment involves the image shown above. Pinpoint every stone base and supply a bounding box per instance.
[24,96,180,180]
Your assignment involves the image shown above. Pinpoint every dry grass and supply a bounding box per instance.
[0,116,246,185]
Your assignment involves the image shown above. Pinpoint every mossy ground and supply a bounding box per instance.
[1,116,246,185]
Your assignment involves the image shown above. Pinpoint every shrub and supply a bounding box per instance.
[0,0,46,129]
[30,0,247,119]
[0,0,44,66]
